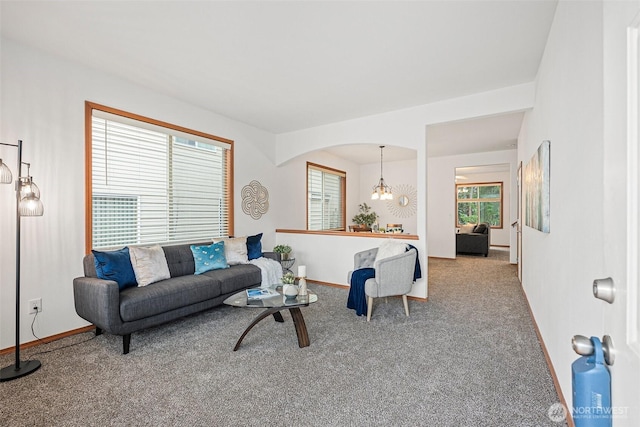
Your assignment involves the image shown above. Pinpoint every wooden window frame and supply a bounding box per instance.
[455,181,503,229]
[306,161,346,231]
[84,101,234,253]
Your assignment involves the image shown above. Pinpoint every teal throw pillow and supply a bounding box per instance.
[92,247,138,290]
[246,233,263,260]
[191,241,228,274]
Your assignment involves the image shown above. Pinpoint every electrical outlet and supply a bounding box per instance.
[28,298,42,314]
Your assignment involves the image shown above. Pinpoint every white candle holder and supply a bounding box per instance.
[298,278,307,296]
[297,265,308,296]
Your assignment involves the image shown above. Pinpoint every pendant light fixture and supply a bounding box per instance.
[371,145,393,200]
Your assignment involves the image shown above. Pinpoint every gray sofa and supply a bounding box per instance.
[73,242,275,354]
[456,223,491,257]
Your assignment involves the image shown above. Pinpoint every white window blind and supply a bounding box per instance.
[307,163,345,231]
[91,113,230,249]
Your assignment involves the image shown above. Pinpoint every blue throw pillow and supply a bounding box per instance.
[190,241,228,274]
[246,233,263,260]
[92,247,138,290]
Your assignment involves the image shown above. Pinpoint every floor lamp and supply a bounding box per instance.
[0,140,44,382]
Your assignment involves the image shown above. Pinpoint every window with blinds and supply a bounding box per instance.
[87,103,232,250]
[307,162,345,231]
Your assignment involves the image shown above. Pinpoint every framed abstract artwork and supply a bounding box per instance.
[524,140,550,233]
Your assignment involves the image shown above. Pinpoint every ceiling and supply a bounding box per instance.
[426,111,525,157]
[1,1,557,158]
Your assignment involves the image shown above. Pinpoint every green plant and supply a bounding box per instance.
[351,203,378,227]
[281,272,295,284]
[273,244,292,254]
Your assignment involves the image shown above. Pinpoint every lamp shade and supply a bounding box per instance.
[19,193,44,216]
[0,159,12,184]
[19,177,40,199]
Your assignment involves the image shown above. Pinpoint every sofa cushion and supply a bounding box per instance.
[191,242,229,274]
[473,223,488,234]
[246,233,263,260]
[162,243,206,278]
[459,224,475,234]
[129,245,171,286]
[119,274,222,322]
[213,236,248,265]
[92,247,137,290]
[202,264,262,295]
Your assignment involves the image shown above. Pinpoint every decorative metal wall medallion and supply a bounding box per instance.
[386,184,417,218]
[241,180,269,219]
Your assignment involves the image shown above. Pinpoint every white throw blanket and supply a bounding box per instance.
[249,257,283,287]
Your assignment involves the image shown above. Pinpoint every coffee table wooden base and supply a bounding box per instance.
[233,306,309,351]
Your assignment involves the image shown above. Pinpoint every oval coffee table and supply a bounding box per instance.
[223,288,318,351]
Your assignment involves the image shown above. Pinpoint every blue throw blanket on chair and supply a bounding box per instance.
[347,245,422,317]
[408,244,422,281]
[347,268,375,316]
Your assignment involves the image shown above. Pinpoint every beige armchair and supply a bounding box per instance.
[348,247,417,321]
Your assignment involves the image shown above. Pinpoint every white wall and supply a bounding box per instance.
[518,0,605,405]
[272,149,361,231]
[427,150,517,260]
[0,39,279,349]
[275,232,425,298]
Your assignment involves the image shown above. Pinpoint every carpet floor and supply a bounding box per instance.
[0,249,566,426]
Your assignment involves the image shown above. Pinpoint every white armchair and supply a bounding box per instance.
[348,246,417,321]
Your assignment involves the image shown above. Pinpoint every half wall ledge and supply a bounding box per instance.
[275,229,419,240]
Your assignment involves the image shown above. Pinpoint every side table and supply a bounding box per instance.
[279,258,295,275]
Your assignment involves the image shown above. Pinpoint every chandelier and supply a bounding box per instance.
[371,145,393,200]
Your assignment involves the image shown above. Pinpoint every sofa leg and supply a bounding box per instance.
[123,334,131,354]
[95,327,103,336]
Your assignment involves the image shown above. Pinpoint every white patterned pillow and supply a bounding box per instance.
[129,245,171,286]
[374,239,408,264]
[212,236,248,265]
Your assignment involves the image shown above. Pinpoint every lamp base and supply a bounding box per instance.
[0,359,41,382]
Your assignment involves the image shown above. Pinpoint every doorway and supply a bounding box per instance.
[455,163,512,258]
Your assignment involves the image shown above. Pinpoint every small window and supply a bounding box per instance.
[456,182,503,228]
[307,162,346,231]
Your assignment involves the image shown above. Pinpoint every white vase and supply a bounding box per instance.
[283,284,298,299]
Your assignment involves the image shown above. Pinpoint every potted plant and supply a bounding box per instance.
[351,203,378,232]
[281,272,296,284]
[273,244,292,260]
[281,272,298,299]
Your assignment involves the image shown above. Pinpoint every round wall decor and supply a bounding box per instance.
[241,180,269,219]
[386,184,417,218]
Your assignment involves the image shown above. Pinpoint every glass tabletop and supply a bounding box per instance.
[224,287,317,308]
